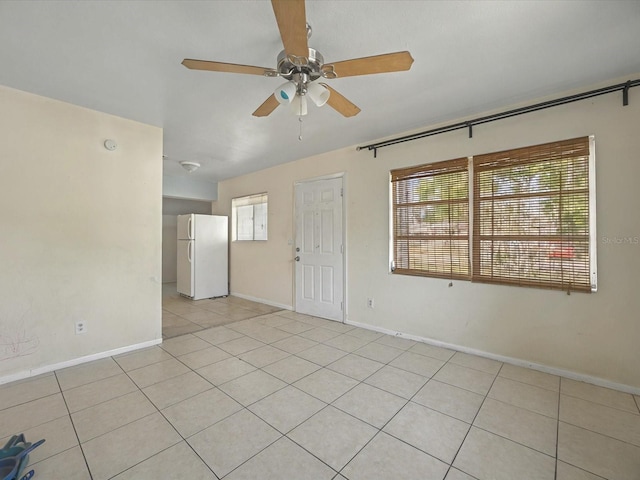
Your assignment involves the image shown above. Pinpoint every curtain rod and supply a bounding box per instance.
[356,79,640,157]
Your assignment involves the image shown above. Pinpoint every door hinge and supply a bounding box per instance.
[340,301,343,311]
[340,244,344,254]
[340,187,343,197]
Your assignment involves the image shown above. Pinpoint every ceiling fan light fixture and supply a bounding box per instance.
[306,81,330,107]
[180,161,201,173]
[182,1,413,119]
[290,94,308,116]
[274,81,296,105]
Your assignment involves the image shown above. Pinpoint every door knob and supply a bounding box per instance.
[295,256,300,262]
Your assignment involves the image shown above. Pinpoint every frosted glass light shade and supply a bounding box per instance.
[274,81,296,105]
[290,95,308,116]
[307,82,330,107]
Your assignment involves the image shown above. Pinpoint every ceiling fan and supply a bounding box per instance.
[181,0,414,118]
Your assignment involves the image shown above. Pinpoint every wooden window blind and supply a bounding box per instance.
[472,137,592,292]
[391,158,470,279]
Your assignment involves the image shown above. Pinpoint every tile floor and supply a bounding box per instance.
[1,291,640,479]
[161,283,283,338]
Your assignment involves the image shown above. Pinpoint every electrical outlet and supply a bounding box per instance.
[75,321,87,335]
[367,298,374,309]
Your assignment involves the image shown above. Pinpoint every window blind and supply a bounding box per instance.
[232,192,268,208]
[391,158,470,279]
[472,137,592,292]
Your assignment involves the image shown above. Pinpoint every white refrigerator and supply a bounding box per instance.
[177,214,228,300]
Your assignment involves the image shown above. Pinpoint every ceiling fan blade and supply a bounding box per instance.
[182,59,276,76]
[321,84,361,117]
[271,0,309,59]
[253,94,280,117]
[327,51,414,78]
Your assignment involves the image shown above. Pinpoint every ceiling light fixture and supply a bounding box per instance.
[180,161,201,173]
[306,81,330,107]
[273,78,328,116]
[269,24,328,118]
[274,81,296,105]
[290,94,308,116]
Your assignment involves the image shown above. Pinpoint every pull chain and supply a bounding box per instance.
[298,114,303,141]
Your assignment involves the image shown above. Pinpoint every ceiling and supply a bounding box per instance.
[1,1,639,184]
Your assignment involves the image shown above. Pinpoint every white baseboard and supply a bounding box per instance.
[230,292,292,311]
[345,319,640,396]
[0,338,163,386]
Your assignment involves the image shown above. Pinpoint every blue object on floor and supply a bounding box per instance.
[0,435,45,480]
[19,471,34,480]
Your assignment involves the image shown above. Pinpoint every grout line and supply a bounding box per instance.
[494,372,561,393]
[443,361,504,479]
[416,370,492,398]
[120,359,220,479]
[219,429,285,479]
[471,376,560,420]
[53,371,94,480]
[171,319,344,478]
[556,418,640,450]
[0,389,63,415]
[108,442,200,479]
[231,406,340,478]
[467,424,557,459]
[249,330,388,476]
[476,395,558,421]
[162,295,282,339]
[336,347,452,476]
[66,385,139,416]
[557,460,608,480]
[559,390,640,416]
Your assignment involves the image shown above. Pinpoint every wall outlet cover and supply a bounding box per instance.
[75,321,87,335]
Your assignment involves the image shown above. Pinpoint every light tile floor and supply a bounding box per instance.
[161,283,283,338]
[1,292,639,479]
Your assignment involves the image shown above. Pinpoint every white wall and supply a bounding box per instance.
[213,75,640,390]
[0,85,163,381]
[163,174,218,201]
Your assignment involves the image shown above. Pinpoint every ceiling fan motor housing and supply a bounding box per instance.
[276,48,326,83]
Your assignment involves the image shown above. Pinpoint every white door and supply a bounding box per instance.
[295,177,344,321]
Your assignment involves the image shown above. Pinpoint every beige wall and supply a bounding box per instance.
[0,85,163,380]
[213,75,640,390]
[162,215,179,284]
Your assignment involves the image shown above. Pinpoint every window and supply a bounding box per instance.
[232,193,268,241]
[391,158,470,279]
[391,137,597,292]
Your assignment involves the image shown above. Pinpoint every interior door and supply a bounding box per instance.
[294,177,344,321]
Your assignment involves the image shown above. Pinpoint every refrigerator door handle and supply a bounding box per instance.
[188,241,193,263]
[187,216,193,239]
